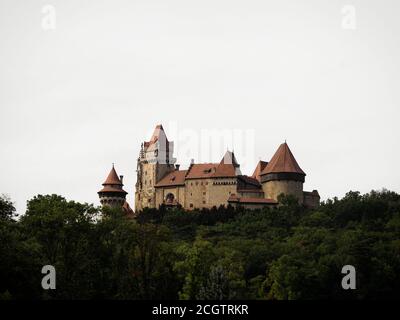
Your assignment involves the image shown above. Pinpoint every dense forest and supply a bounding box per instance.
[0,190,399,300]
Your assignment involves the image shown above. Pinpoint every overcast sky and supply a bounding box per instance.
[1,0,399,213]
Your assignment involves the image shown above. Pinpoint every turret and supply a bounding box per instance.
[260,142,306,204]
[98,164,128,208]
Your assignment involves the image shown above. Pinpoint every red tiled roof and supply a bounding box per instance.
[213,163,236,178]
[98,165,127,194]
[103,166,123,185]
[185,163,217,179]
[238,175,261,187]
[252,161,268,181]
[228,195,277,204]
[261,143,305,176]
[122,201,135,216]
[155,170,187,187]
[185,162,237,179]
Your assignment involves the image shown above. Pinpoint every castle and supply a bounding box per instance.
[98,125,320,212]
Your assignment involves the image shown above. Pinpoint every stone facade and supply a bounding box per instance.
[134,125,320,211]
[262,180,304,204]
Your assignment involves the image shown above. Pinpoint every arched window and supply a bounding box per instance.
[165,193,175,204]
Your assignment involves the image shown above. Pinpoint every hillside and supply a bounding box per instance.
[1,190,399,299]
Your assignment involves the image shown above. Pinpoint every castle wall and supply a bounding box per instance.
[237,190,264,198]
[262,180,304,204]
[209,178,237,208]
[155,186,185,208]
[303,191,320,208]
[184,178,236,209]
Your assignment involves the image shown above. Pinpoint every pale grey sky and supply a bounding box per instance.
[1,0,399,213]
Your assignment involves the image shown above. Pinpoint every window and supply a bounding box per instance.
[203,192,206,195]
[190,203,193,208]
[202,200,206,204]
[165,193,174,203]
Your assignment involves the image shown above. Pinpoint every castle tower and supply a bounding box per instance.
[135,124,176,211]
[259,142,306,204]
[98,165,128,208]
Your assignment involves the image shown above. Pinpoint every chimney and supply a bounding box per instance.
[190,159,194,165]
[119,175,124,184]
[175,164,180,171]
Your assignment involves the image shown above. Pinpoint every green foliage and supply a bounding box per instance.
[0,194,17,221]
[0,190,400,299]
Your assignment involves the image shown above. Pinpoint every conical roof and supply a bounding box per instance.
[102,165,123,185]
[261,143,305,176]
[98,165,127,195]
[220,150,239,167]
[252,160,268,182]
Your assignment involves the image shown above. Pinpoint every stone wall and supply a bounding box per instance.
[155,186,185,207]
[303,190,320,208]
[262,180,304,204]
[184,178,236,209]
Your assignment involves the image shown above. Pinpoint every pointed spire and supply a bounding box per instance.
[102,165,123,186]
[220,150,239,167]
[98,165,127,196]
[149,124,168,144]
[261,142,305,176]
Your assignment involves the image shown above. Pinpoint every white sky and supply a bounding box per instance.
[1,0,399,213]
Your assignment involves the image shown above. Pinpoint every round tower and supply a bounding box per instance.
[260,142,306,204]
[98,164,128,208]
